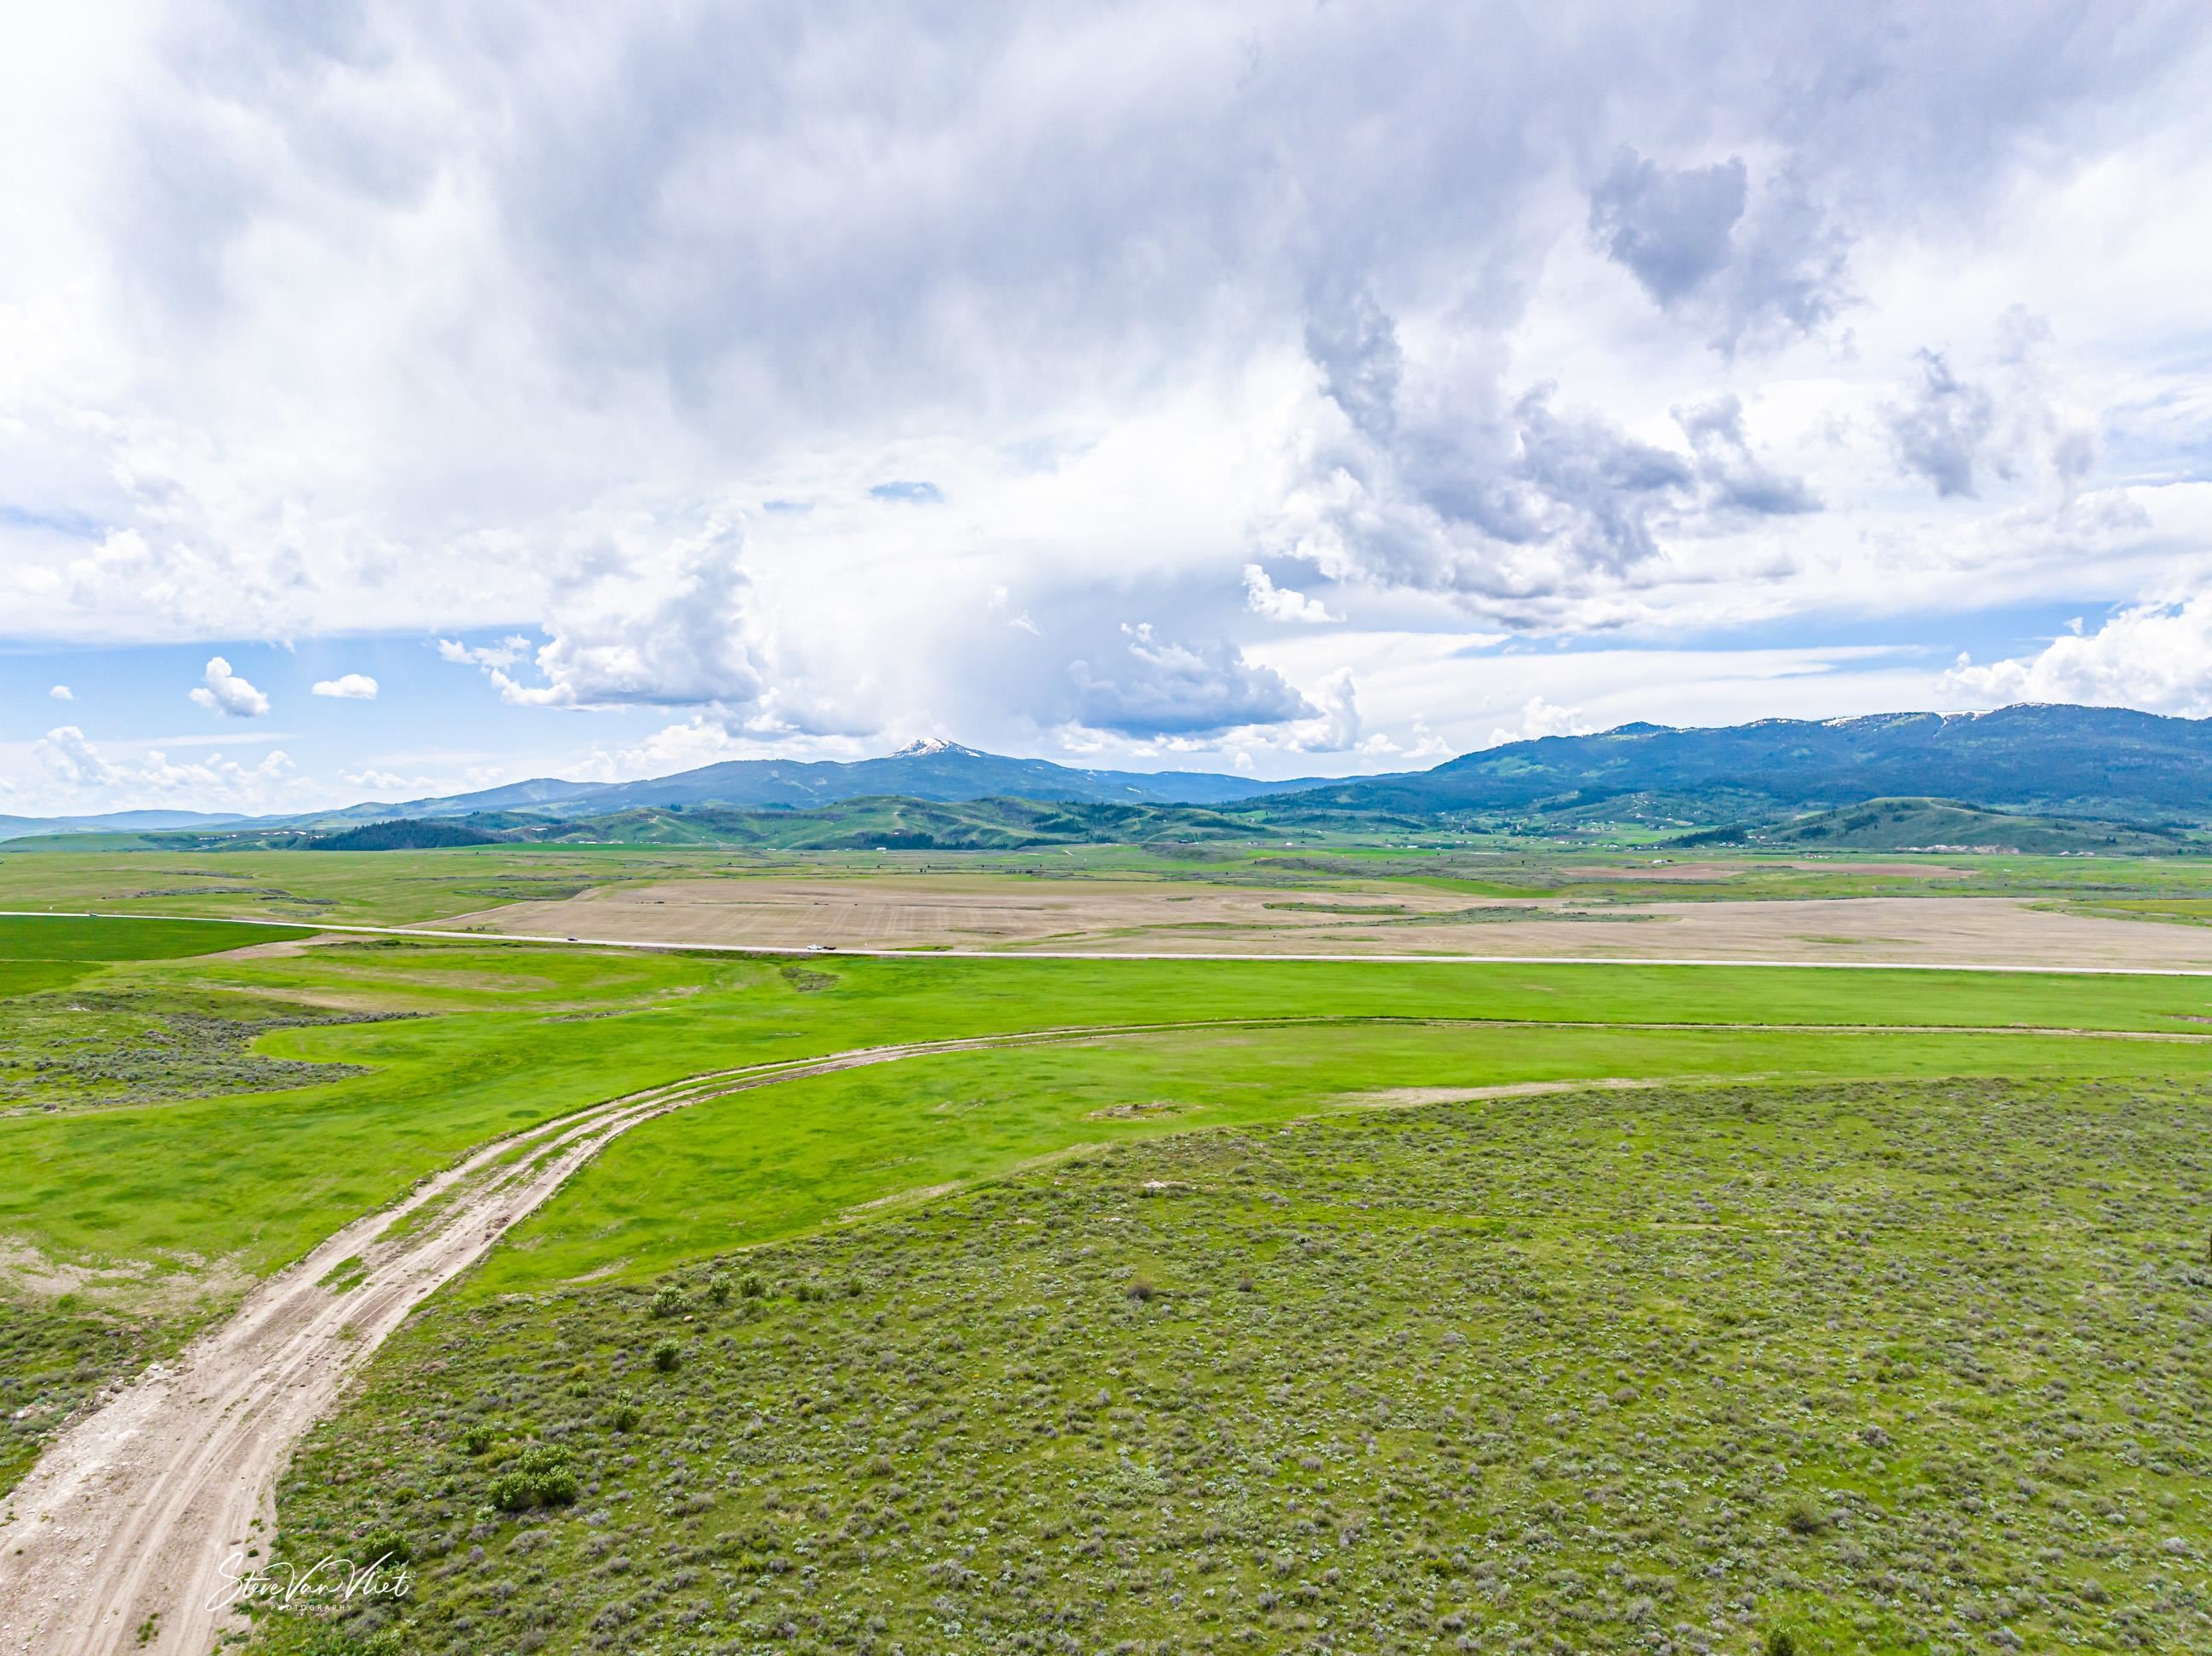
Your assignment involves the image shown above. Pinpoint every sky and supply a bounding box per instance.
[5,1,2212,818]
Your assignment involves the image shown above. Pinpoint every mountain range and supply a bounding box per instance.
[0,809,246,845]
[7,705,2211,847]
[287,739,1331,829]
[1293,704,2212,824]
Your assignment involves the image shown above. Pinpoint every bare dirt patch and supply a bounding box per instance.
[442,874,1486,951]
[842,1181,960,1217]
[1565,859,1976,882]
[445,879,2212,970]
[1343,1078,1669,1107]
[0,1243,252,1321]
[1086,1099,1189,1119]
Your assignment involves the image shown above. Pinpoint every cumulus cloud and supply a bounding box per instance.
[1274,295,1802,621]
[1589,151,1749,305]
[1675,396,1820,517]
[481,523,766,711]
[437,637,532,670]
[1887,350,2000,498]
[1303,287,1404,444]
[34,726,111,788]
[1884,316,2116,512]
[1068,623,1313,737]
[0,2,2205,760]
[187,656,270,718]
[1941,597,2212,716]
[1487,696,1598,748]
[34,724,297,807]
[48,684,71,700]
[340,768,413,792]
[1588,148,1851,351]
[1280,669,1406,756]
[1299,669,1365,752]
[1243,563,1337,623]
[311,673,378,700]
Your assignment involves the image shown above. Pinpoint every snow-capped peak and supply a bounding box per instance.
[888,737,982,759]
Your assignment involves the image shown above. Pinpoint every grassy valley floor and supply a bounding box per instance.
[254,1077,2212,1656]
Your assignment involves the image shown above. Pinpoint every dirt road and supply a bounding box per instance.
[0,1025,1154,1656]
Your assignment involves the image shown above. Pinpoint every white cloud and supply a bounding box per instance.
[1068,623,1313,738]
[1298,669,1365,752]
[437,636,532,670]
[0,1,2207,765]
[339,768,413,792]
[1242,564,1337,623]
[479,522,765,712]
[1487,696,1598,748]
[32,724,298,809]
[48,684,72,700]
[311,673,379,700]
[186,656,270,718]
[567,714,769,785]
[1941,596,2212,716]
[34,726,112,788]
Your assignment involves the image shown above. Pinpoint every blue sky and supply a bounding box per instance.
[3,3,2211,817]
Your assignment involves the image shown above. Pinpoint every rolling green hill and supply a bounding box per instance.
[518,794,1309,851]
[1673,797,2198,854]
[305,819,505,851]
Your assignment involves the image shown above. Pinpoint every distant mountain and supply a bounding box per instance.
[282,739,1334,828]
[1673,797,2193,855]
[1278,705,2212,825]
[30,706,2212,850]
[0,808,247,844]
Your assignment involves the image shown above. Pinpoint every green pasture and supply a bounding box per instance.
[8,913,2212,1292]
[0,913,308,999]
[259,1074,2212,1656]
[475,1016,2212,1293]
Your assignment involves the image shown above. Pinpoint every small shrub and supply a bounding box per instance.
[739,1272,765,1299]
[355,1528,413,1566]
[652,1338,682,1373]
[648,1283,687,1319]
[1782,1499,1830,1536]
[458,1424,493,1456]
[1764,1630,1800,1656]
[705,1272,733,1306]
[1126,1277,1157,1302]
[490,1445,578,1511]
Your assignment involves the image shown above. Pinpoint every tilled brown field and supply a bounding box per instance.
[440,876,2212,968]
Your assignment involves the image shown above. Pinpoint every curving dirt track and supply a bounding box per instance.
[0,1025,1156,1656]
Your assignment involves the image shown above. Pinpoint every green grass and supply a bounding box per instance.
[9,913,2212,1515]
[475,1018,2212,1293]
[11,925,2212,1290]
[0,914,307,960]
[0,1299,176,1495]
[0,914,307,1004]
[251,1076,2212,1655]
